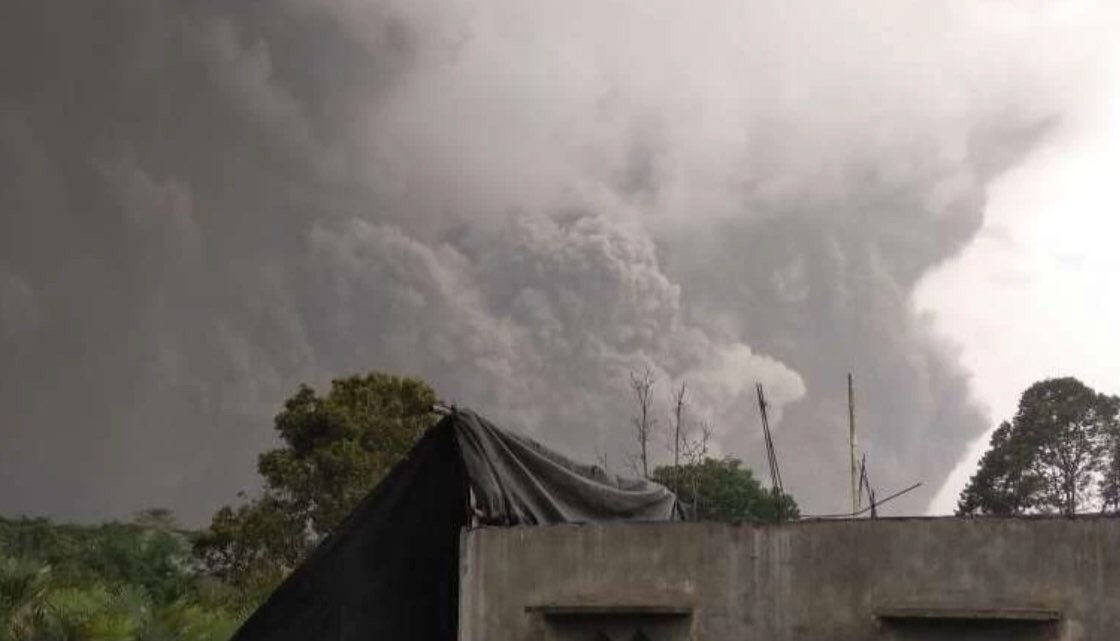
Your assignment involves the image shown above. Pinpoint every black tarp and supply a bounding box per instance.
[231,407,677,641]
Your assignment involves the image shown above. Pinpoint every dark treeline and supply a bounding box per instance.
[8,371,1114,640]
[2,370,801,641]
[9,371,1115,640]
[0,511,251,641]
[0,366,795,641]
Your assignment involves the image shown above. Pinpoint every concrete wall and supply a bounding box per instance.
[458,517,1120,641]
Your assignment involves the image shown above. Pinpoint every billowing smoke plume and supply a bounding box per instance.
[0,0,1093,522]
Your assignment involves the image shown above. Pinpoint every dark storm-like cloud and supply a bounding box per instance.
[0,0,1085,521]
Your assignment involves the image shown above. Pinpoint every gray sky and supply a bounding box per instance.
[1,0,1117,524]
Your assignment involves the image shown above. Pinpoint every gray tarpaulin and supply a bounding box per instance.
[453,407,678,524]
[231,407,676,641]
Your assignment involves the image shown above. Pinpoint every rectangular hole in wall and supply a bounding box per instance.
[877,607,1061,641]
[528,606,692,641]
[884,619,1059,641]
[544,614,691,641]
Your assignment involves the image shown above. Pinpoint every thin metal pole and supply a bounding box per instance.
[756,383,785,521]
[848,373,858,515]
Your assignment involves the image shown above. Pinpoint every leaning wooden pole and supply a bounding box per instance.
[848,373,859,515]
[756,383,785,521]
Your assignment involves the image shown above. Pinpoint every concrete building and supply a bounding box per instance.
[459,517,1120,641]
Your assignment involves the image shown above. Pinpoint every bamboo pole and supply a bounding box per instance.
[848,373,859,515]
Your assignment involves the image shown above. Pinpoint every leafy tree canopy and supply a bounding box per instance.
[652,457,798,522]
[957,377,1120,516]
[194,372,438,589]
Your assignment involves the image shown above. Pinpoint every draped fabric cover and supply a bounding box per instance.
[454,408,678,525]
[231,408,677,641]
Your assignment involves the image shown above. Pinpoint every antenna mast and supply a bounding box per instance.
[848,373,859,515]
[756,383,785,521]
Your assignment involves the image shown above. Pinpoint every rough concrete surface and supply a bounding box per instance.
[459,517,1120,640]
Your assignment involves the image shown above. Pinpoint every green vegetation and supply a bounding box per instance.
[2,372,437,641]
[0,513,249,641]
[193,372,437,591]
[15,370,1120,639]
[653,457,799,522]
[3,369,797,639]
[957,377,1120,516]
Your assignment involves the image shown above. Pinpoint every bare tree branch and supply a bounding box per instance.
[671,381,687,470]
[628,368,658,478]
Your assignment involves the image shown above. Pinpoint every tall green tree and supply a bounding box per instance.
[194,372,438,588]
[652,457,798,522]
[958,377,1120,516]
[1096,394,1120,510]
[191,497,305,595]
[955,421,1038,516]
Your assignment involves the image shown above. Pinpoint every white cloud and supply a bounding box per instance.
[921,37,1120,512]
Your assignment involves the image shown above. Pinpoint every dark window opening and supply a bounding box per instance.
[884,619,1059,641]
[531,608,691,641]
[877,607,1061,641]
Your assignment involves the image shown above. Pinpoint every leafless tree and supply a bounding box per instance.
[628,368,658,478]
[682,419,712,466]
[671,381,687,469]
[678,419,712,520]
[659,381,713,520]
[624,370,715,519]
